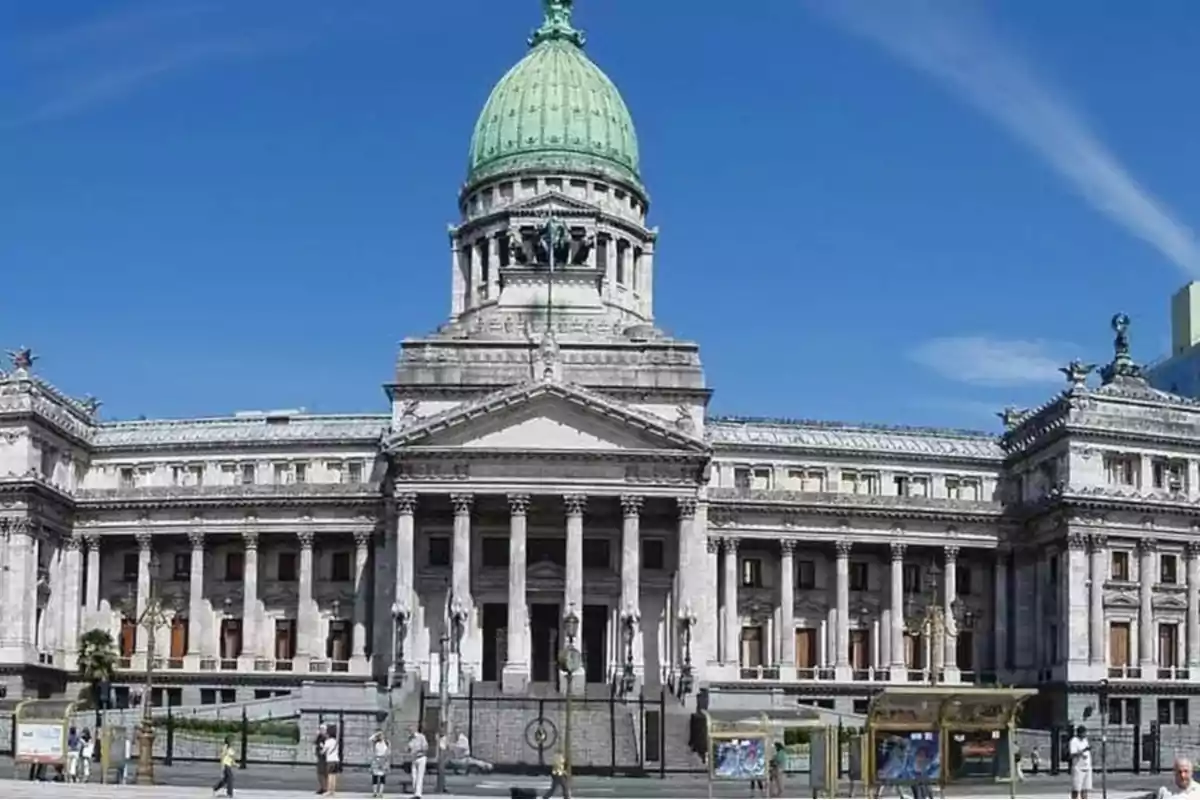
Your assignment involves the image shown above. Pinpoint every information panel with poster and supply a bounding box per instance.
[712,737,768,781]
[875,731,941,785]
[13,699,75,768]
[949,729,1011,781]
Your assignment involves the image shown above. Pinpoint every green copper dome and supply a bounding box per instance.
[466,1,642,193]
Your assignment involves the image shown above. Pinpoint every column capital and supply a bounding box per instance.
[890,542,906,561]
[1138,537,1158,554]
[1089,533,1108,553]
[188,531,205,550]
[508,494,531,515]
[297,530,315,550]
[943,545,960,562]
[242,531,259,552]
[721,536,739,555]
[85,533,101,553]
[563,494,587,517]
[706,538,720,555]
[395,493,418,515]
[779,539,797,557]
[835,540,852,558]
[65,533,82,552]
[621,495,644,518]
[135,532,153,552]
[676,497,697,519]
[451,493,474,515]
[353,530,372,549]
[1187,541,1200,559]
[1068,532,1089,552]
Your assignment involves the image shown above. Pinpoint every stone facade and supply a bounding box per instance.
[1,3,1197,739]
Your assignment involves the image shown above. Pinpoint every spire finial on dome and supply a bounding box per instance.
[530,0,586,48]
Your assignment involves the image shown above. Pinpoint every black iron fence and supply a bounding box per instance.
[419,682,668,776]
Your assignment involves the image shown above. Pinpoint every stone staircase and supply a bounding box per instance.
[432,683,639,770]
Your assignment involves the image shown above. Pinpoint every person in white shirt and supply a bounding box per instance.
[1158,757,1200,798]
[1068,725,1093,799]
[321,725,341,797]
[407,727,429,799]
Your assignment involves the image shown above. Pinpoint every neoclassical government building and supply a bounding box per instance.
[2,1,1197,729]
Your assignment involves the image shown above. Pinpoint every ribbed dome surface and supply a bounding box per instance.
[466,3,641,192]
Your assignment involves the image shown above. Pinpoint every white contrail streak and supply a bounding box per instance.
[810,0,1200,277]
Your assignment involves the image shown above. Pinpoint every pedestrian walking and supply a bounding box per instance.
[315,728,328,794]
[406,727,428,799]
[768,741,785,798]
[212,736,236,798]
[65,727,80,782]
[321,724,341,797]
[1031,745,1042,775]
[79,729,95,783]
[543,749,569,798]
[1069,725,1093,800]
[370,731,390,797]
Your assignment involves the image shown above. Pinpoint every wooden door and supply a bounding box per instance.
[795,628,817,668]
[170,617,188,658]
[740,626,764,667]
[849,629,869,669]
[120,619,137,657]
[1109,622,1130,667]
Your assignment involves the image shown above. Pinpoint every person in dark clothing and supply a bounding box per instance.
[315,730,328,794]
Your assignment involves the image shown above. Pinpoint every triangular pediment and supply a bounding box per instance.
[506,191,598,217]
[384,380,709,455]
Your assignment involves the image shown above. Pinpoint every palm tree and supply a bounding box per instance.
[77,628,118,718]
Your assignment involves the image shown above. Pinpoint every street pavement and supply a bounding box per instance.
[0,758,1164,797]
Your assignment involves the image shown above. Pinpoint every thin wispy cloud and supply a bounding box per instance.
[909,335,1070,387]
[6,3,306,128]
[809,0,1200,277]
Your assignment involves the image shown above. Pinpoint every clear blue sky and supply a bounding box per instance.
[5,1,1200,429]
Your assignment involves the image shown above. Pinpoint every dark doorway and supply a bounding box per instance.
[530,603,560,683]
[481,603,507,682]
[583,604,607,684]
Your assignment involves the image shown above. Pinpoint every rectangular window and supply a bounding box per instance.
[904,633,924,669]
[733,467,751,491]
[849,562,869,592]
[224,552,244,583]
[173,552,190,582]
[902,564,921,594]
[641,539,665,571]
[1109,622,1131,667]
[956,564,973,596]
[277,552,297,582]
[909,476,930,497]
[796,559,816,590]
[894,475,910,496]
[751,467,772,490]
[956,631,975,669]
[219,619,243,659]
[119,467,135,489]
[326,619,351,662]
[841,470,881,495]
[240,464,256,485]
[1111,551,1131,581]
[582,538,610,569]
[428,537,451,567]
[1160,623,1180,668]
[740,557,763,588]
[120,618,137,657]
[122,553,139,582]
[200,689,217,706]
[1161,554,1179,585]
[1104,453,1137,486]
[330,552,352,582]
[1158,698,1190,725]
[795,628,818,668]
[274,619,297,661]
[273,463,288,484]
[294,462,307,484]
[481,537,508,569]
[346,461,364,483]
[849,629,869,669]
[739,625,764,668]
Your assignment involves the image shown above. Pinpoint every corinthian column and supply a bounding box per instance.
[779,540,796,677]
[394,494,417,670]
[135,533,153,654]
[890,543,907,679]
[1089,535,1107,671]
[61,535,83,659]
[835,540,851,679]
[503,494,530,694]
[722,538,739,665]
[942,546,960,681]
[1188,542,1200,671]
[187,532,206,663]
[620,495,644,681]
[241,531,259,660]
[297,531,315,659]
[563,494,586,681]
[352,530,371,664]
[450,494,478,680]
[1139,539,1157,674]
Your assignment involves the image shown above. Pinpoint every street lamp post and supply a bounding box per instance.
[436,597,468,795]
[558,605,582,796]
[678,606,698,696]
[903,564,974,685]
[387,601,410,752]
[121,554,171,786]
